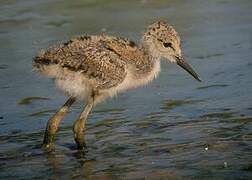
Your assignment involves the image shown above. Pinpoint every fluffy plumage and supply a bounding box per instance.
[34,21,201,149]
[33,21,183,103]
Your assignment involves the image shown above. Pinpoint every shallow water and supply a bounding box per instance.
[0,0,252,179]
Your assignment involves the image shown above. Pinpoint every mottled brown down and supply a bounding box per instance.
[33,21,201,150]
[33,35,153,89]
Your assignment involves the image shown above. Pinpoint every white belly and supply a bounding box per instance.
[102,60,161,97]
[50,60,160,102]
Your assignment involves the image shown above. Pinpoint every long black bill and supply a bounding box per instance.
[176,56,201,82]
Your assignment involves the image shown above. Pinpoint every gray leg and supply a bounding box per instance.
[73,98,94,149]
[43,97,76,148]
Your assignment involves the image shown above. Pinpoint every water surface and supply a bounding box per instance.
[0,0,252,179]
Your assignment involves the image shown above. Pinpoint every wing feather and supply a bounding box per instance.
[33,35,152,89]
[33,36,127,89]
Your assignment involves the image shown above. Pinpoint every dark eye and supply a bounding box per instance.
[163,42,172,48]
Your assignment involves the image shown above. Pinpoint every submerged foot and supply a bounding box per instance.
[42,133,55,150]
[74,131,86,149]
[73,120,86,149]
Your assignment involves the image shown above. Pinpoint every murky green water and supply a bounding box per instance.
[1,0,252,179]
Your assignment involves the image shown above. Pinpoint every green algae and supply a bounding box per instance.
[201,112,235,119]
[196,53,224,59]
[28,109,56,117]
[242,133,252,140]
[230,117,252,124]
[197,84,228,90]
[162,99,200,110]
[46,20,69,27]
[93,108,125,114]
[17,97,50,105]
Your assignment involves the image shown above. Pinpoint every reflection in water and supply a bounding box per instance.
[0,0,252,179]
[46,151,62,179]
[0,104,252,178]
